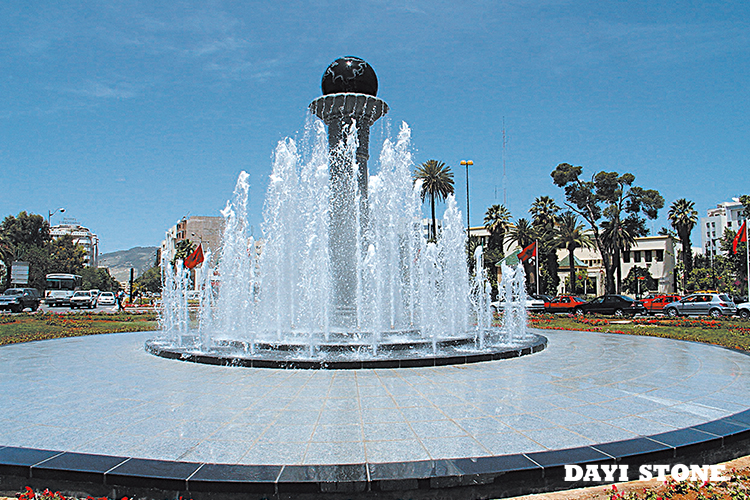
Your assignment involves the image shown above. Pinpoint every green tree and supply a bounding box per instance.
[551,164,664,294]
[414,160,455,241]
[81,267,120,292]
[530,196,561,296]
[563,269,595,296]
[49,235,86,274]
[482,204,512,293]
[601,214,643,292]
[136,266,162,293]
[507,218,536,291]
[553,211,594,294]
[622,266,657,298]
[0,212,51,289]
[483,204,512,254]
[668,198,698,292]
[720,228,748,297]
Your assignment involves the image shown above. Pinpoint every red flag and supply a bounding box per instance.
[734,221,747,254]
[518,241,537,262]
[184,244,204,269]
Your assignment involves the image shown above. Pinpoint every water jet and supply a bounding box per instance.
[149,56,545,367]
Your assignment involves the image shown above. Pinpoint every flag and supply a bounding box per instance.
[184,244,204,269]
[518,241,537,263]
[733,221,747,254]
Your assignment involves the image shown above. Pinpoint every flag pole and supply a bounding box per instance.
[536,239,540,296]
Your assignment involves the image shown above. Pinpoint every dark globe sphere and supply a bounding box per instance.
[321,57,378,96]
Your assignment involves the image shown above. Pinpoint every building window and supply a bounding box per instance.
[645,250,652,262]
[634,251,641,263]
[656,250,664,262]
[623,252,630,263]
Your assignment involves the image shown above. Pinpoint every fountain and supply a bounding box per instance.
[147,56,546,368]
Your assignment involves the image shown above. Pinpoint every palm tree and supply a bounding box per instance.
[600,216,640,293]
[530,196,560,233]
[668,198,698,291]
[508,218,535,249]
[553,212,594,294]
[414,160,455,240]
[483,204,512,253]
[530,196,561,294]
[508,218,537,290]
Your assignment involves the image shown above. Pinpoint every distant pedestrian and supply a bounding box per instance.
[117,290,124,311]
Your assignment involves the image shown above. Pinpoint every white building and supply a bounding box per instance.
[50,222,99,267]
[700,198,748,258]
[555,234,677,296]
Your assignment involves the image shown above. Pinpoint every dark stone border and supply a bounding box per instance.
[144,334,548,370]
[3,410,750,499]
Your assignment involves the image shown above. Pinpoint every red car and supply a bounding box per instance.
[545,295,587,314]
[641,295,681,315]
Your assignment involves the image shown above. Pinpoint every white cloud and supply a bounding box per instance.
[66,80,143,99]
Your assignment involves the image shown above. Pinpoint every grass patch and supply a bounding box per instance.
[530,313,750,352]
[0,312,158,346]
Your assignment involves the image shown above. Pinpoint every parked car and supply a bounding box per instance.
[0,288,42,313]
[737,302,750,319]
[663,293,737,318]
[574,294,646,317]
[545,295,587,314]
[491,295,546,313]
[97,292,116,306]
[640,294,682,315]
[531,294,554,304]
[70,290,97,309]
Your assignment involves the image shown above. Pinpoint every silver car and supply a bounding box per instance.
[737,302,750,319]
[664,293,737,318]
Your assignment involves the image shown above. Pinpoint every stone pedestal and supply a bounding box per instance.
[309,93,388,330]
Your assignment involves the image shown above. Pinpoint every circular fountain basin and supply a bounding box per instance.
[145,332,547,369]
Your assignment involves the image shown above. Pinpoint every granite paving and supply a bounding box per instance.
[1,328,749,465]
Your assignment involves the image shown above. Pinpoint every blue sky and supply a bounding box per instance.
[2,0,749,254]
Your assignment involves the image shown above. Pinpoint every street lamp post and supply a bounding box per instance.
[460,160,473,237]
[48,207,65,225]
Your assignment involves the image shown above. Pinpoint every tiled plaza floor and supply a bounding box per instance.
[1,329,749,466]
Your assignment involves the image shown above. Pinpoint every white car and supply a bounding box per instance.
[737,302,750,319]
[491,296,545,313]
[70,290,97,309]
[97,292,116,306]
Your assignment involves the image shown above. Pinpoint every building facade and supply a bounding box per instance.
[700,198,748,258]
[555,235,677,296]
[161,216,225,264]
[161,216,227,291]
[50,222,99,267]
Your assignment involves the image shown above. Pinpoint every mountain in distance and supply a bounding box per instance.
[99,246,158,284]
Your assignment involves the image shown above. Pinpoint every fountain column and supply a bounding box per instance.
[309,57,388,330]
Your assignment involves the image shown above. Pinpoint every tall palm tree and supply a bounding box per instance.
[508,218,537,290]
[530,196,561,294]
[600,216,640,293]
[668,198,698,291]
[530,196,560,233]
[508,218,535,249]
[414,160,454,240]
[483,204,512,253]
[553,212,594,294]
